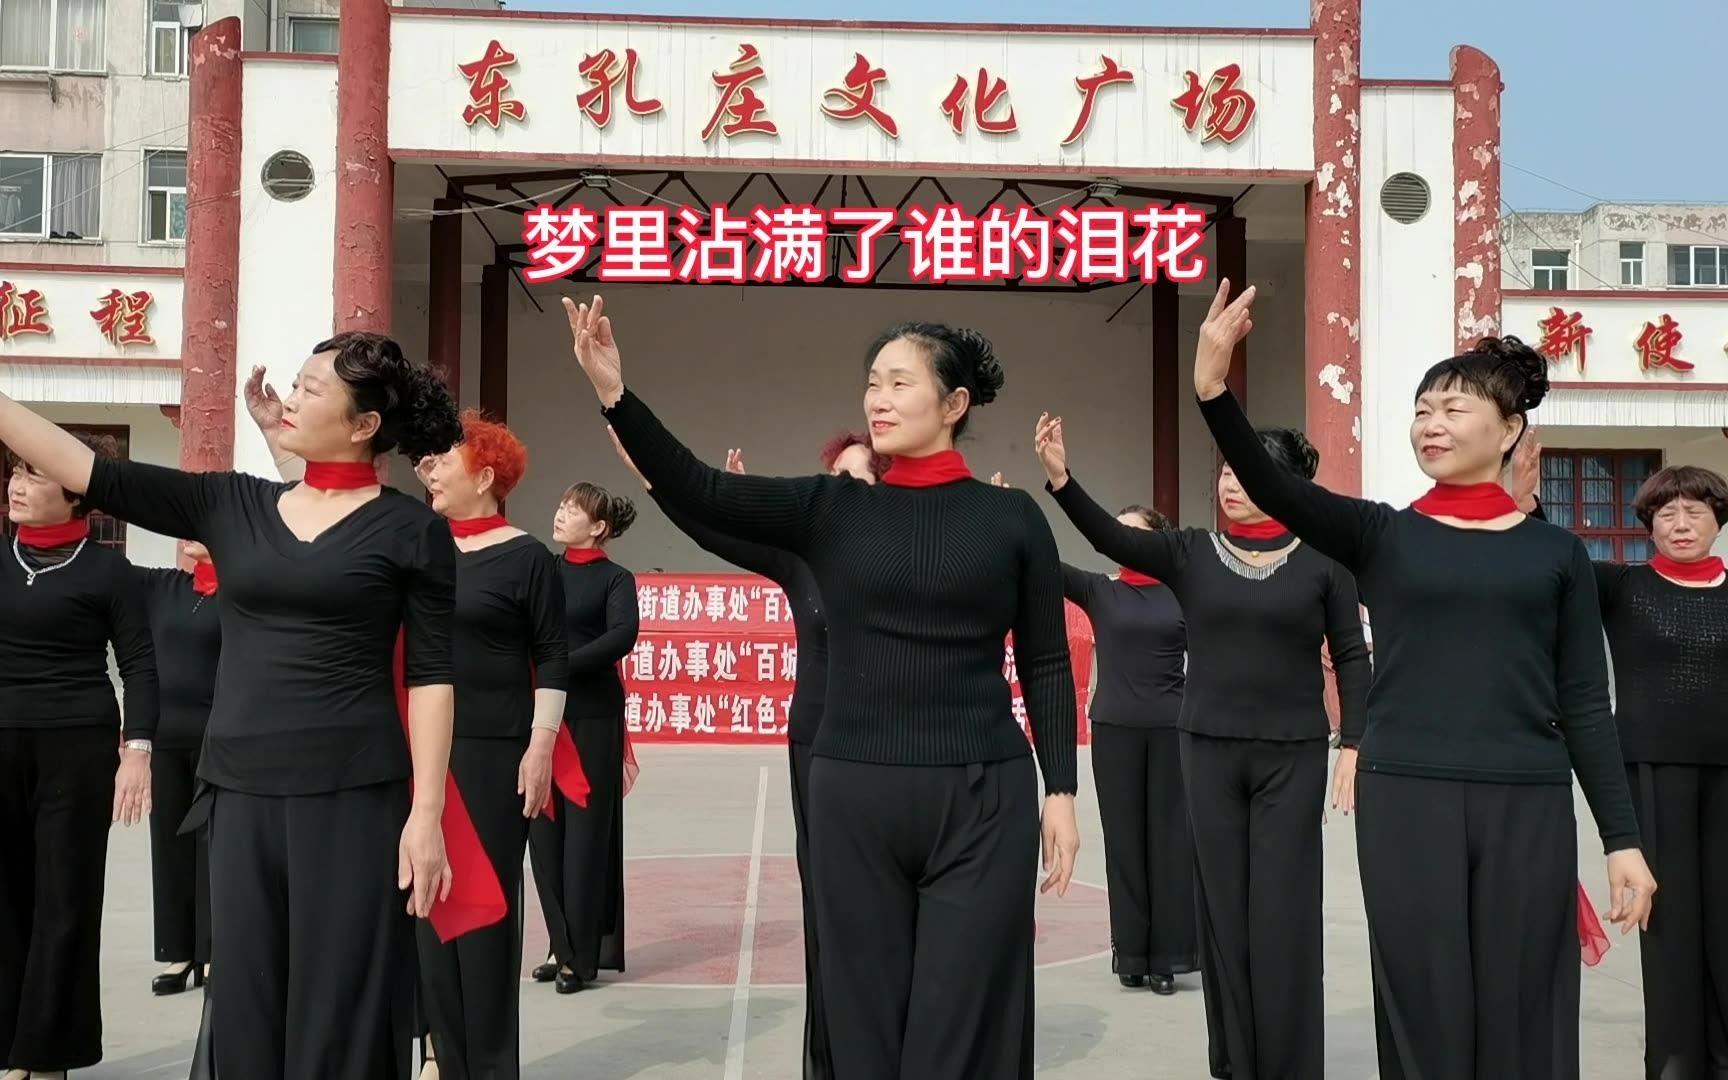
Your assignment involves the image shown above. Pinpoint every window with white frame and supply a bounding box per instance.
[143,149,187,243]
[0,0,107,72]
[1531,249,1569,290]
[0,152,101,240]
[148,0,192,76]
[1619,241,1644,287]
[287,16,337,54]
[1667,244,1728,287]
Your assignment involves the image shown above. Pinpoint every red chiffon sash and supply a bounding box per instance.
[392,633,507,943]
[1577,880,1609,966]
[541,725,592,821]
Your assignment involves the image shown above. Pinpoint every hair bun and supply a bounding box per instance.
[953,327,1003,406]
[1472,334,1549,412]
[1256,426,1321,481]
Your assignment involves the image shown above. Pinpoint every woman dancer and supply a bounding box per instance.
[248,381,554,1079]
[134,540,220,997]
[1059,504,1196,995]
[1,443,157,1080]
[610,431,885,1079]
[1193,280,1656,1079]
[567,295,1080,1079]
[1525,456,1728,1078]
[1035,419,1368,1079]
[528,480,639,994]
[0,333,466,1079]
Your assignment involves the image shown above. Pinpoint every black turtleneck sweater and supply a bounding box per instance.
[603,388,1078,796]
[1196,388,1640,851]
[561,555,640,718]
[1060,565,1186,729]
[1593,564,1728,765]
[134,567,220,750]
[1050,478,1369,743]
[0,533,158,739]
[653,490,829,744]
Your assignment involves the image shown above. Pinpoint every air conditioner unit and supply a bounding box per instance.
[178,3,204,29]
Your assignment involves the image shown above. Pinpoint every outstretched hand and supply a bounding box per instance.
[243,366,284,433]
[563,295,624,408]
[1510,428,1542,512]
[725,448,747,475]
[1195,279,1255,400]
[1034,413,1068,490]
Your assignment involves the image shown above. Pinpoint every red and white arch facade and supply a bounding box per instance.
[162,0,1504,513]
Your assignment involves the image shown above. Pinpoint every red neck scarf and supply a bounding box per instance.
[1225,519,1288,540]
[1118,568,1161,587]
[15,519,91,547]
[1650,553,1726,584]
[192,562,218,596]
[565,546,608,565]
[303,462,380,491]
[882,449,972,488]
[449,514,509,538]
[1411,482,1518,520]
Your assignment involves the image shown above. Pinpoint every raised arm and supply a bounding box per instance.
[1047,473,1191,583]
[1320,566,1371,747]
[0,391,96,494]
[244,366,306,482]
[565,296,834,550]
[83,456,232,546]
[653,489,801,582]
[569,569,642,675]
[1192,283,1392,571]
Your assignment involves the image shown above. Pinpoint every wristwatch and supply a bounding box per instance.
[123,739,154,754]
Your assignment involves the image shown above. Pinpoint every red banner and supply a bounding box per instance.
[625,573,1094,745]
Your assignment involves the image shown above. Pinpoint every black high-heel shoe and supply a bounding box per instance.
[153,963,204,996]
[530,957,559,983]
[1149,973,1177,995]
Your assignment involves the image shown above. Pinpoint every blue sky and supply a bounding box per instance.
[524,0,1727,212]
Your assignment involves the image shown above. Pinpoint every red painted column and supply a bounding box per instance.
[428,196,461,394]
[478,261,509,422]
[333,0,393,333]
[1451,46,1503,352]
[1306,0,1363,496]
[1151,278,1180,525]
[179,16,242,474]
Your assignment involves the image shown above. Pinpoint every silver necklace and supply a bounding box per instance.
[1208,533,1292,581]
[12,535,87,586]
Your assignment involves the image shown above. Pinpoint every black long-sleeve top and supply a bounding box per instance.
[82,458,457,796]
[1593,564,1728,766]
[604,388,1078,795]
[562,556,640,718]
[1060,565,1186,729]
[454,535,570,739]
[653,489,829,744]
[1050,480,1369,742]
[0,536,158,739]
[1197,389,1640,850]
[134,567,220,750]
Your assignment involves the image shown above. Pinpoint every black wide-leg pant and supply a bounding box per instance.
[150,746,211,965]
[1092,723,1199,978]
[808,754,1039,1080]
[788,740,833,1080]
[418,737,532,1080]
[0,726,114,1071]
[1356,771,1578,1080]
[206,781,416,1080]
[1180,732,1326,1080]
[528,711,624,980]
[1628,763,1728,1080]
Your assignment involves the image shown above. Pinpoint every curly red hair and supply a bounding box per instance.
[456,409,528,499]
[818,430,890,478]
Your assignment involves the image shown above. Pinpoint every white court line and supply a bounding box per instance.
[722,766,771,1080]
